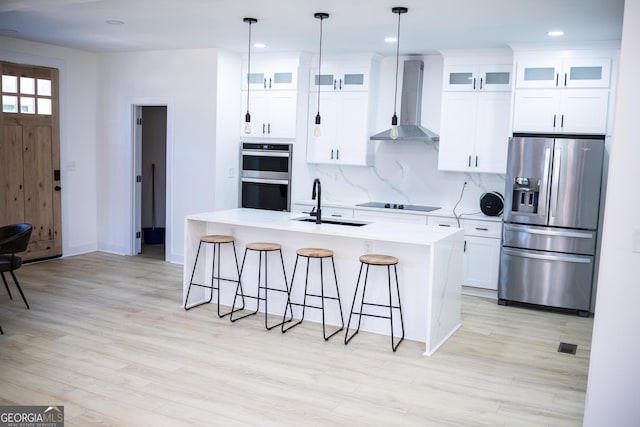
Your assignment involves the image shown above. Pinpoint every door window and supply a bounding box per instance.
[1,73,52,115]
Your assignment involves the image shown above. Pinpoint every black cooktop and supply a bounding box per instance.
[357,202,440,212]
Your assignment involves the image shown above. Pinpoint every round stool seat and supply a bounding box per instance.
[246,242,281,251]
[359,254,399,266]
[296,247,333,258]
[201,234,235,244]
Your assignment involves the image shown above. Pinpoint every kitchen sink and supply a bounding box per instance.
[292,217,369,227]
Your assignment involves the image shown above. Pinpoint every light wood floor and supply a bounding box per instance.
[0,252,593,426]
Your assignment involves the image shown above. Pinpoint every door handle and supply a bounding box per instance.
[54,185,62,191]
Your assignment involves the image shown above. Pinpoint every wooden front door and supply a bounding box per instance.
[1,61,62,260]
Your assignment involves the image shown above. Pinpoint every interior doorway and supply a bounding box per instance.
[134,105,167,260]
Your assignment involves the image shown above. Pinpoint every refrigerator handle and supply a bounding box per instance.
[503,248,591,264]
[550,147,562,219]
[538,147,552,219]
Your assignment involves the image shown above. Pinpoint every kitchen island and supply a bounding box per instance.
[183,208,464,355]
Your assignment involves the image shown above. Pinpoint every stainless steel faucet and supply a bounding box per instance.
[312,178,322,224]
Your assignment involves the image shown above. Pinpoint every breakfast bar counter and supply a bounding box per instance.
[184,208,464,355]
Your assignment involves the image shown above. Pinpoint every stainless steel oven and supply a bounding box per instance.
[240,142,292,211]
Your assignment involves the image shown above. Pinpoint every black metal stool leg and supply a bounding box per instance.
[391,264,405,351]
[345,262,366,344]
[184,241,213,310]
[231,248,260,322]
[265,249,292,330]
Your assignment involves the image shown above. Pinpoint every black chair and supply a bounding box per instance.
[0,223,33,314]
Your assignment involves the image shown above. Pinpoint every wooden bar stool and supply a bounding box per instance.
[230,242,292,330]
[184,234,245,317]
[345,254,405,351]
[281,248,344,340]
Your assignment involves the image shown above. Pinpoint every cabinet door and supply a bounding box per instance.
[266,92,297,138]
[438,92,477,171]
[478,64,512,92]
[512,89,561,133]
[562,58,611,88]
[307,92,340,163]
[463,236,501,290]
[311,63,369,92]
[515,61,561,89]
[336,92,371,166]
[243,58,298,90]
[559,89,609,134]
[443,65,477,91]
[474,92,511,173]
[240,91,269,136]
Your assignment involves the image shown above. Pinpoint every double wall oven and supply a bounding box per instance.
[240,142,292,211]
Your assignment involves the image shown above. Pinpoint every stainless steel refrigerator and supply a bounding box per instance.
[499,134,604,315]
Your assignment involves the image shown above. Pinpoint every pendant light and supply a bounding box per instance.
[313,12,329,137]
[243,17,257,134]
[390,6,407,140]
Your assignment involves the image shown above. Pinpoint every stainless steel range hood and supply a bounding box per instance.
[370,59,439,143]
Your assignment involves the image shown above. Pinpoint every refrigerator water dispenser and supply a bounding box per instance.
[511,177,539,214]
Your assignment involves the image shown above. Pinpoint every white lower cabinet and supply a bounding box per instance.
[428,216,501,291]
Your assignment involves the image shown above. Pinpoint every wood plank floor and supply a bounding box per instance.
[0,252,593,426]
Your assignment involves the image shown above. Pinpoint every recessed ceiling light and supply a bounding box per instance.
[547,30,564,36]
[254,43,266,48]
[106,20,125,25]
[384,37,397,43]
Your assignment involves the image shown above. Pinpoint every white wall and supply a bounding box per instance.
[583,0,640,425]
[1,36,99,256]
[97,48,220,263]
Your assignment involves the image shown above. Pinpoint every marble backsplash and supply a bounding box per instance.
[296,139,506,217]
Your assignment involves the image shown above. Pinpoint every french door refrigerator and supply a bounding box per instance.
[499,134,604,315]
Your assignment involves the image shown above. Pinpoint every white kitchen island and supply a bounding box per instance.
[183,208,464,355]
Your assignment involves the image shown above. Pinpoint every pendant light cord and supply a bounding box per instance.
[317,15,324,116]
[246,20,253,115]
[393,10,401,117]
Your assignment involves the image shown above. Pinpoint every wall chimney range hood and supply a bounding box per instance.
[370,59,439,143]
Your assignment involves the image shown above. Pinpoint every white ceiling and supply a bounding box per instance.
[0,0,625,55]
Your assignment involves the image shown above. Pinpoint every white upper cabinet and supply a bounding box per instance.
[241,55,298,90]
[306,55,379,166]
[516,57,612,89]
[437,50,513,174]
[443,64,512,92]
[511,46,617,135]
[310,59,371,92]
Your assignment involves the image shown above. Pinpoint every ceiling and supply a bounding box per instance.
[0,0,625,55]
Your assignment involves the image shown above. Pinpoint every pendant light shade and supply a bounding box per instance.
[313,12,329,137]
[243,17,257,134]
[390,7,407,140]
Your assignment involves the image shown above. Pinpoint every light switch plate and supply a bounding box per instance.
[633,228,640,254]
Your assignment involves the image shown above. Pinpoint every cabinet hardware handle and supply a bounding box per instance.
[331,149,334,159]
[336,149,340,160]
[263,78,267,89]
[564,73,567,87]
[480,77,483,90]
[561,114,564,128]
[269,78,272,89]
[439,224,451,227]
[475,155,478,167]
[475,227,489,231]
[473,77,476,90]
[468,155,471,167]
[464,240,467,252]
[267,123,271,134]
[334,79,337,90]
[553,114,557,127]
[339,79,343,90]
[330,214,342,218]
[555,73,559,87]
[262,123,266,134]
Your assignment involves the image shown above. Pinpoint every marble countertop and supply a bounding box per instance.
[186,208,463,246]
[293,200,503,222]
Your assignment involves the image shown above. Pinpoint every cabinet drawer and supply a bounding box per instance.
[323,207,354,219]
[464,219,502,238]
[354,210,427,224]
[427,216,460,228]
